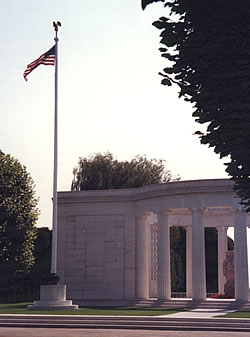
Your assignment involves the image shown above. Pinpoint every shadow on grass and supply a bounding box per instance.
[0,303,30,309]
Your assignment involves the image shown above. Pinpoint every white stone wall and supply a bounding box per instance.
[57,214,136,301]
[57,179,250,303]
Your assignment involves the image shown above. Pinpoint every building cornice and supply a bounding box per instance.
[58,179,234,204]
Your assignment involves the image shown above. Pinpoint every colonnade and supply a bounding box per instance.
[136,208,249,302]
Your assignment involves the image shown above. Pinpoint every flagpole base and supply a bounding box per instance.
[27,284,79,310]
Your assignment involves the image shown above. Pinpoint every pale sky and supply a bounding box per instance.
[0,0,228,229]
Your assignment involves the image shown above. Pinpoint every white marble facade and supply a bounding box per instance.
[57,179,250,304]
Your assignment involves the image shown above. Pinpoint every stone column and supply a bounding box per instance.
[136,213,150,299]
[217,226,228,294]
[234,208,249,302]
[185,226,192,298]
[157,210,171,300]
[191,208,206,302]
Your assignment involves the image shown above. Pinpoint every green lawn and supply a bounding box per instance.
[0,303,187,316]
[219,310,250,319]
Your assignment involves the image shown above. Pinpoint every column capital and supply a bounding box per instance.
[216,226,228,233]
[189,207,207,214]
[136,212,152,221]
[232,207,246,214]
[154,209,172,216]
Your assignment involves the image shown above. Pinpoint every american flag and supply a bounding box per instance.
[23,45,55,81]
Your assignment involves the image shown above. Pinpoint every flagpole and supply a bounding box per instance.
[51,21,61,275]
[27,22,79,311]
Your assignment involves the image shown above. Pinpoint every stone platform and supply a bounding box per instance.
[27,284,78,310]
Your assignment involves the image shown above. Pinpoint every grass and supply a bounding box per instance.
[219,310,250,319]
[0,302,188,316]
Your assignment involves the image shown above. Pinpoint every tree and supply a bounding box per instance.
[170,226,185,291]
[71,152,179,191]
[142,0,250,211]
[30,227,52,284]
[0,151,39,287]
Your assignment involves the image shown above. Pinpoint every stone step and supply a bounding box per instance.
[77,298,250,310]
[2,315,250,331]
[135,299,250,310]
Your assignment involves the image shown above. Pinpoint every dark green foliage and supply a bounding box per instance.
[0,274,39,303]
[31,227,59,287]
[171,227,230,293]
[171,227,234,294]
[171,227,186,291]
[0,227,53,303]
[71,152,179,191]
[30,227,58,286]
[30,227,52,284]
[0,152,39,288]
[205,229,233,293]
[205,228,218,293]
[143,0,250,211]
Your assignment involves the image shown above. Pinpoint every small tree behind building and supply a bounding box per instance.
[71,152,179,191]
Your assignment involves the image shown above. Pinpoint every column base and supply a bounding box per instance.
[27,284,79,310]
[235,299,249,305]
[191,298,206,305]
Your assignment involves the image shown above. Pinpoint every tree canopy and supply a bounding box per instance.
[142,0,250,211]
[30,227,52,283]
[0,151,39,286]
[71,152,179,191]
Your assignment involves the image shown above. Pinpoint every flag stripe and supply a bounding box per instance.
[23,45,55,81]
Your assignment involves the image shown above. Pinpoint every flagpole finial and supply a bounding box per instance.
[53,21,62,32]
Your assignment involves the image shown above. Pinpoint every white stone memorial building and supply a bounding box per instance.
[57,179,250,305]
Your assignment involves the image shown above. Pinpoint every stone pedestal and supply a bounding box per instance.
[27,285,79,310]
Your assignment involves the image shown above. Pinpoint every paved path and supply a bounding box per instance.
[160,308,235,318]
[0,328,250,337]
